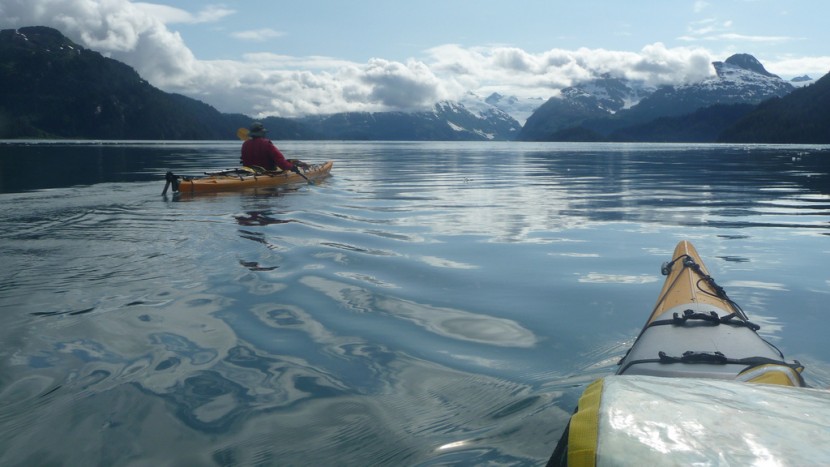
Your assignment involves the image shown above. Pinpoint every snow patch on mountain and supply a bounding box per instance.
[559,74,656,114]
[669,55,794,102]
[431,100,520,140]
[459,92,543,125]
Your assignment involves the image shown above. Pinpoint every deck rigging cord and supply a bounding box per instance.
[644,251,792,365]
[659,253,749,321]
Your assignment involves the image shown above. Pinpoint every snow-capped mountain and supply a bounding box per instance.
[460,92,545,126]
[608,54,794,129]
[698,54,793,101]
[518,74,654,141]
[561,74,655,113]
[433,100,522,140]
[298,100,521,141]
[519,53,797,141]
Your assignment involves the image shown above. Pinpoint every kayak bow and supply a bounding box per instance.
[617,240,804,384]
[547,240,823,467]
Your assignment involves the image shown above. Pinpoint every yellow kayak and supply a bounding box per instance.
[163,161,333,194]
[615,240,804,384]
[548,240,816,467]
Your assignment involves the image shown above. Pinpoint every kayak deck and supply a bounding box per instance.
[648,240,734,322]
[548,240,811,467]
[616,240,805,386]
[165,161,333,194]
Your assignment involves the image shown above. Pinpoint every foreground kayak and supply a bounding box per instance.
[548,240,829,466]
[163,161,333,194]
[617,240,805,384]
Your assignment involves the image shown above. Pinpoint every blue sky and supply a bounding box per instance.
[2,0,828,120]
[169,0,827,63]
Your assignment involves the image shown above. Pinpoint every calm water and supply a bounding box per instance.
[1,140,830,465]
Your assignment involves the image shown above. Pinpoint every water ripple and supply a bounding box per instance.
[2,141,830,465]
[300,275,538,347]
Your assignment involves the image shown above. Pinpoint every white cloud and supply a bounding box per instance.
[693,1,710,13]
[133,3,235,24]
[190,5,235,23]
[231,28,285,42]
[681,16,798,45]
[765,56,830,79]
[240,53,357,71]
[362,58,445,109]
[686,18,719,36]
[680,32,800,44]
[716,33,798,43]
[424,42,714,96]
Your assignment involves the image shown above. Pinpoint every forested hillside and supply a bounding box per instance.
[719,72,830,143]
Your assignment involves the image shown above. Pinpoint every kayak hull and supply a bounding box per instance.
[171,161,333,193]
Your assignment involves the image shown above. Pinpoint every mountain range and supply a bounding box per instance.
[0,26,520,141]
[297,100,520,141]
[1,26,827,143]
[518,54,807,142]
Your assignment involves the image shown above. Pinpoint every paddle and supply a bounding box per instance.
[162,171,180,195]
[290,166,315,185]
[235,127,314,185]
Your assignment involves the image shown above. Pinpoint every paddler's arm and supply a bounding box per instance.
[268,142,295,172]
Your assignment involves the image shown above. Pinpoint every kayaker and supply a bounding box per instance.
[240,122,298,173]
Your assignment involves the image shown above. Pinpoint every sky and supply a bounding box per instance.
[2,0,829,121]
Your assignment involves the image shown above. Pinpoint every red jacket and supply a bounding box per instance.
[240,138,294,171]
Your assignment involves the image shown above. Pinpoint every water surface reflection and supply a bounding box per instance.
[1,141,829,465]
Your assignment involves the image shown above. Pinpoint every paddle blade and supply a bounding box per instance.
[236,128,250,140]
[163,171,180,195]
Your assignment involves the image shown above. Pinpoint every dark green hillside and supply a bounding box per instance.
[610,103,756,142]
[0,26,313,140]
[1,27,210,138]
[719,72,830,143]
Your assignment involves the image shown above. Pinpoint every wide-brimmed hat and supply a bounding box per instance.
[249,122,267,137]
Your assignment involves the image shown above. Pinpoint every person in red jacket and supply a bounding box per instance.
[240,122,297,172]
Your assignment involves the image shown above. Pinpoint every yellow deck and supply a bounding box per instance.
[647,240,732,324]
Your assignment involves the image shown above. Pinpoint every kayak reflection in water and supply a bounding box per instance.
[234,211,293,227]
